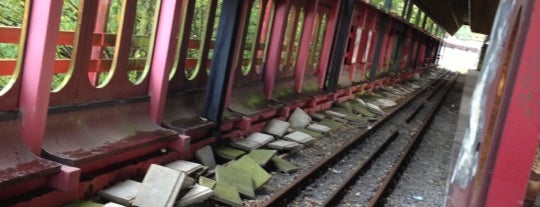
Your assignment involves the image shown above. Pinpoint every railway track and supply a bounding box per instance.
[262,72,457,207]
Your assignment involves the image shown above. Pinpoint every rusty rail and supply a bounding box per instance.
[263,71,450,207]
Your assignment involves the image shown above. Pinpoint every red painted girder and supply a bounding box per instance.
[19,0,63,155]
[485,0,540,206]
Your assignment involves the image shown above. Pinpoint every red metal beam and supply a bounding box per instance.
[148,0,183,123]
[484,0,540,206]
[317,0,339,88]
[88,0,111,85]
[295,0,319,92]
[264,0,291,99]
[19,0,63,155]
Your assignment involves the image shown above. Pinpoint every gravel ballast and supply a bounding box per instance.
[384,74,464,207]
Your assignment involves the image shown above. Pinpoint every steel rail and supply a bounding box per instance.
[321,130,400,206]
[262,70,449,207]
[367,73,457,207]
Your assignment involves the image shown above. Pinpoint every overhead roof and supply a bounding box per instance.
[412,0,500,35]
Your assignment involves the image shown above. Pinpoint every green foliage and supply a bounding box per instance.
[106,0,122,33]
[370,0,385,9]
[0,0,25,89]
[0,0,24,59]
[0,0,24,27]
[370,0,405,13]
[56,0,79,59]
[128,0,158,84]
[0,44,19,59]
[453,25,486,42]
[308,13,327,70]
[390,0,405,15]
[290,8,304,69]
[241,0,261,75]
[185,0,223,79]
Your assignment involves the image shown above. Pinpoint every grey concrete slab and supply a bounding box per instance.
[211,181,243,206]
[355,98,367,107]
[376,98,397,107]
[319,119,344,129]
[215,165,255,198]
[98,179,141,206]
[309,112,326,121]
[165,160,204,176]
[271,156,298,173]
[382,91,402,100]
[335,102,354,114]
[324,110,347,118]
[177,184,213,206]
[366,103,385,115]
[62,201,103,207]
[307,123,331,133]
[267,140,303,150]
[331,116,349,124]
[245,132,275,145]
[229,139,261,151]
[103,203,125,207]
[199,176,216,189]
[182,176,196,190]
[295,128,323,138]
[263,119,291,137]
[133,164,186,207]
[246,149,277,166]
[350,101,377,118]
[228,156,272,189]
[283,131,315,145]
[215,146,246,160]
[195,145,216,169]
[288,108,312,128]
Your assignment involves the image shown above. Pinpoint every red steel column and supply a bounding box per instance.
[19,0,63,155]
[294,0,319,93]
[264,0,291,99]
[88,0,110,86]
[317,1,340,88]
[484,1,540,206]
[149,0,183,123]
